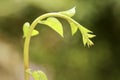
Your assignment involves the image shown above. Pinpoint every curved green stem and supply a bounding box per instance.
[23,12,78,80]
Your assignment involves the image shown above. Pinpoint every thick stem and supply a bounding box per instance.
[23,12,77,80]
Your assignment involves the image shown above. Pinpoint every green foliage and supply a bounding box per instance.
[23,7,96,80]
[78,24,96,47]
[68,20,78,36]
[58,7,76,17]
[23,22,39,38]
[26,69,48,80]
[58,7,78,36]
[23,7,95,46]
[58,7,96,46]
[40,17,63,37]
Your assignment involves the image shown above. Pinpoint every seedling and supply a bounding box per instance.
[23,7,95,80]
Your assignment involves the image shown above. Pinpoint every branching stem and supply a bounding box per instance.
[23,13,77,80]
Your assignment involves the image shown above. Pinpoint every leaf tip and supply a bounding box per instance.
[58,6,76,17]
[72,6,76,10]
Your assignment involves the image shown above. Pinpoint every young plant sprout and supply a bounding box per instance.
[23,7,95,80]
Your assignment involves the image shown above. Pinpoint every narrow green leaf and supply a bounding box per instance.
[87,34,96,38]
[23,22,39,38]
[78,24,92,33]
[87,39,94,47]
[68,20,78,36]
[78,24,96,47]
[58,7,76,17]
[40,17,63,37]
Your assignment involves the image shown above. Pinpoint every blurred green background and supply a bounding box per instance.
[0,0,120,80]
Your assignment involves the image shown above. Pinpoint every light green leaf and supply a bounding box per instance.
[68,20,78,35]
[31,71,40,80]
[26,69,48,80]
[58,7,76,17]
[23,22,30,38]
[40,17,63,37]
[23,22,39,38]
[67,19,95,47]
[32,30,39,37]
[78,24,92,33]
[78,24,96,47]
[87,34,96,38]
[37,71,48,80]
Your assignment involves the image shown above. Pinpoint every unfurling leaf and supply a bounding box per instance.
[58,7,76,17]
[58,7,95,47]
[23,22,39,38]
[23,22,30,38]
[78,24,96,47]
[40,17,63,37]
[68,20,78,35]
[26,69,48,80]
